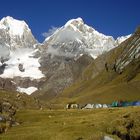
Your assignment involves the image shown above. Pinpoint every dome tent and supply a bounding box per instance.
[84,104,94,109]
[132,101,140,106]
[111,101,118,107]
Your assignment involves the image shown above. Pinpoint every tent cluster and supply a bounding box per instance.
[111,101,140,107]
[83,101,140,109]
[66,103,108,109]
[65,101,140,110]
[83,103,108,109]
[66,104,79,109]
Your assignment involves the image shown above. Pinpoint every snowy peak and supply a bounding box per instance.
[64,17,94,34]
[0,16,42,95]
[0,16,30,37]
[44,17,131,59]
[0,16,37,52]
[115,34,131,44]
[64,17,110,39]
[44,18,115,59]
[65,17,84,26]
[64,17,84,30]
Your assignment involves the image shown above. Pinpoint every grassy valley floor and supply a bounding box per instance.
[0,107,140,140]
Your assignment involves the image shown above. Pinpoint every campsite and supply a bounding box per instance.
[0,106,140,140]
[0,1,140,140]
[65,101,140,109]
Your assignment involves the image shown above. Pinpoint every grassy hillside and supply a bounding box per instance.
[0,89,47,134]
[51,59,140,105]
[51,71,140,105]
[0,89,44,109]
[0,107,140,140]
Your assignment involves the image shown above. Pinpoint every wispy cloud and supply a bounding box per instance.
[42,26,59,38]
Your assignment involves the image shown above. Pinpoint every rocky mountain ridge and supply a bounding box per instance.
[0,16,131,97]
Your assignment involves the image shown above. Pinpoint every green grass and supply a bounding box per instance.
[51,70,140,105]
[0,107,140,140]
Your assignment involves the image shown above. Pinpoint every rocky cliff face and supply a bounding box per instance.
[34,54,93,100]
[83,26,140,84]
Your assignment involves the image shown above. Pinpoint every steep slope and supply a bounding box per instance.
[51,26,140,104]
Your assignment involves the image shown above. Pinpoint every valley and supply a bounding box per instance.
[0,16,140,140]
[0,107,140,140]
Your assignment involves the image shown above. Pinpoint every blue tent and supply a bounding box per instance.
[111,101,118,107]
[132,101,140,106]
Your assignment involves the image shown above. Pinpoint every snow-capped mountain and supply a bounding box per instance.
[0,16,43,95]
[0,17,42,78]
[36,18,131,99]
[44,17,130,59]
[0,16,131,96]
[0,16,37,60]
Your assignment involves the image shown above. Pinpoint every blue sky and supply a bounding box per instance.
[0,0,140,42]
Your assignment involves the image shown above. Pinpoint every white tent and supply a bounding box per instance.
[95,104,102,108]
[84,104,94,109]
[102,104,108,108]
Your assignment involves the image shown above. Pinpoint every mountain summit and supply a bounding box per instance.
[44,17,130,59]
[0,16,37,60]
[0,16,30,37]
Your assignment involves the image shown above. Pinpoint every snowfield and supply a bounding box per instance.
[0,16,30,37]
[0,48,44,79]
[17,86,38,95]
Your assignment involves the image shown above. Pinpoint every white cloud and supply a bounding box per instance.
[42,26,59,38]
